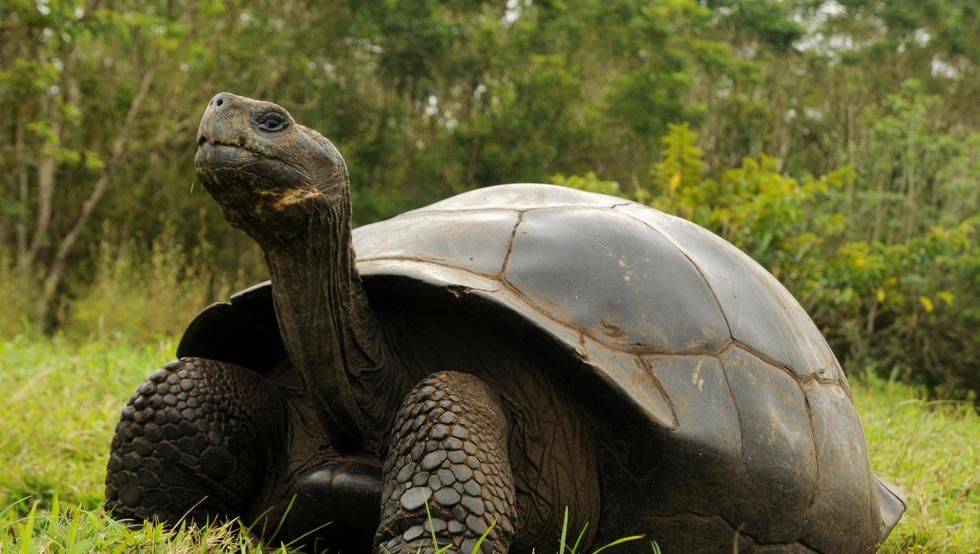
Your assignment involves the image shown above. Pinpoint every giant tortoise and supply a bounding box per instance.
[105,93,905,552]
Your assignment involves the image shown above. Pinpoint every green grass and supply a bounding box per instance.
[0,335,976,552]
[855,375,979,552]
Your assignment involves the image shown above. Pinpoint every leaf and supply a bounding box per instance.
[571,522,590,553]
[26,121,58,145]
[55,147,81,166]
[592,534,645,553]
[18,500,37,554]
[669,171,681,194]
[876,288,886,302]
[918,296,934,313]
[559,506,569,554]
[936,291,954,306]
[84,150,106,172]
[470,518,497,554]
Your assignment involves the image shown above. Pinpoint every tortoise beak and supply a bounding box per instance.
[194,92,262,173]
[196,93,250,151]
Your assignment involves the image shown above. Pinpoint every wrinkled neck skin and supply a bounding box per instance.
[261,195,403,455]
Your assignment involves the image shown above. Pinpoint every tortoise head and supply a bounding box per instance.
[194,92,349,247]
[194,92,378,452]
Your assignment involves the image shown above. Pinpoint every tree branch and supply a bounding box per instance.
[39,67,156,316]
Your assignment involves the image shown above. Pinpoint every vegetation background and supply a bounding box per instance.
[0,0,977,551]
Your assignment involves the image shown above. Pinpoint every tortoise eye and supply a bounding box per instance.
[257,114,287,132]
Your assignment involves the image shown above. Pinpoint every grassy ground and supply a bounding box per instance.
[0,335,976,552]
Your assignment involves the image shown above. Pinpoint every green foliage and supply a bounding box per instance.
[0,499,262,553]
[812,221,979,396]
[0,336,173,509]
[0,256,40,339]
[858,376,980,552]
[648,123,703,205]
[551,172,623,196]
[66,225,255,342]
[0,1,977,394]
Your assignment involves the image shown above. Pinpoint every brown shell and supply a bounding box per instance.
[178,183,904,551]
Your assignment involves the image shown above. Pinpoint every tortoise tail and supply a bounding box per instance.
[873,475,906,546]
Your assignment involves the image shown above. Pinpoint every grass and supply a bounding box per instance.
[855,374,979,552]
[0,335,976,552]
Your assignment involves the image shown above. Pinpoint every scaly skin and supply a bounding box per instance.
[106,356,386,550]
[106,357,285,524]
[376,372,517,554]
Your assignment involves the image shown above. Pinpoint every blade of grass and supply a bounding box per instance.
[270,494,297,540]
[281,519,333,550]
[560,506,570,554]
[66,507,81,548]
[423,498,449,553]
[17,500,37,554]
[470,518,497,553]
[591,534,645,553]
[570,522,590,553]
[50,496,59,524]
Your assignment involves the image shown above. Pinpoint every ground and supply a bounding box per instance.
[0,336,976,552]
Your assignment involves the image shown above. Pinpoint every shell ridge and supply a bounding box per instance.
[799,384,822,539]
[725,339,844,388]
[636,356,679,430]
[500,210,527,274]
[401,207,522,217]
[716,354,746,459]
[357,255,500,279]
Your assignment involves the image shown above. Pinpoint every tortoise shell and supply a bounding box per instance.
[178,183,904,551]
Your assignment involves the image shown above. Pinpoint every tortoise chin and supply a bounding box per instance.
[193,140,310,231]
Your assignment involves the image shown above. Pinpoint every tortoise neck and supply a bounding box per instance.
[264,200,398,452]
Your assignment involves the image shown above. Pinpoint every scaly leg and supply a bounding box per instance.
[105,357,285,525]
[375,371,517,553]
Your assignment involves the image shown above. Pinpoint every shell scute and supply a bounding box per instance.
[644,355,741,518]
[613,202,844,385]
[503,207,729,354]
[718,345,817,543]
[354,209,518,276]
[800,380,877,552]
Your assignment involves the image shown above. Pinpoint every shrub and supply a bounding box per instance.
[0,254,41,339]
[65,225,248,342]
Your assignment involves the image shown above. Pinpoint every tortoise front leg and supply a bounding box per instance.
[375,372,517,553]
[105,357,285,526]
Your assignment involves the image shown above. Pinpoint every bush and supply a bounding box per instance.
[65,226,248,342]
[0,255,41,339]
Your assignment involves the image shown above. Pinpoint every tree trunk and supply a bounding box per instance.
[37,68,155,321]
[21,91,61,273]
[14,117,29,265]
[903,124,916,243]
